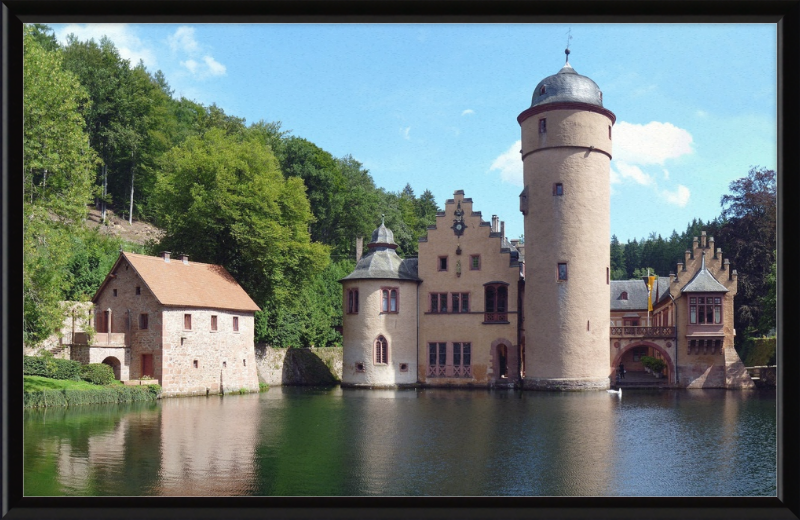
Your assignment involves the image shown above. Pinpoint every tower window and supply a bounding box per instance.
[539,118,547,134]
[557,263,568,281]
[599,91,603,103]
[553,183,563,196]
[609,125,612,139]
[382,288,399,313]
[540,85,546,95]
[374,335,389,365]
[347,288,359,314]
[438,256,448,271]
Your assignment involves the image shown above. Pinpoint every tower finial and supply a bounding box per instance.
[381,214,385,226]
[565,28,572,63]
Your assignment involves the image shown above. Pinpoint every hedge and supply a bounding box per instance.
[23,356,82,381]
[80,363,116,385]
[24,384,161,408]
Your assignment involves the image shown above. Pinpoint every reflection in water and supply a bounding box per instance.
[24,387,776,496]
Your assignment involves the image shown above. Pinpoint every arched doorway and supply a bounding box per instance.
[102,356,121,380]
[497,344,508,379]
[612,341,675,384]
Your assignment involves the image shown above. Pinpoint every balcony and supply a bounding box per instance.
[610,326,676,339]
[71,331,127,347]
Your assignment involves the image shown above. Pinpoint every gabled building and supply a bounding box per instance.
[609,231,753,388]
[71,251,261,396]
[340,190,523,388]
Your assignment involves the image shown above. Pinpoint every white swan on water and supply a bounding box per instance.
[607,388,622,396]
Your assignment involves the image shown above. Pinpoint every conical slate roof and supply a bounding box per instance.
[340,222,420,282]
[681,253,729,293]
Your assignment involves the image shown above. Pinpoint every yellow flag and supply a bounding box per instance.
[647,276,656,311]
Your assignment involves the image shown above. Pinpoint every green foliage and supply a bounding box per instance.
[152,127,329,308]
[744,337,776,367]
[80,363,116,385]
[63,228,124,300]
[23,26,99,347]
[758,254,776,333]
[24,384,160,408]
[23,356,82,381]
[259,382,270,392]
[640,356,666,373]
[256,260,353,347]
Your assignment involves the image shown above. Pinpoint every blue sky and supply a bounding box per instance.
[47,23,777,244]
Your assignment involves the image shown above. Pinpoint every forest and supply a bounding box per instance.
[22,24,776,360]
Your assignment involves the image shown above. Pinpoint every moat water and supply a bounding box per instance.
[23,386,776,496]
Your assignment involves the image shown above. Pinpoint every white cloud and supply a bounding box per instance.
[55,23,157,69]
[403,127,411,140]
[612,162,654,186]
[696,110,708,117]
[462,109,475,116]
[203,55,226,76]
[489,140,523,186]
[661,184,691,207]
[168,26,226,80]
[181,59,199,75]
[613,121,693,166]
[168,26,199,54]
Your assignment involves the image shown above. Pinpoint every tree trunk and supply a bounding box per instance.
[129,166,135,225]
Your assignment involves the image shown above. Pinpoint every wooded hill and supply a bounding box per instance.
[23,24,776,361]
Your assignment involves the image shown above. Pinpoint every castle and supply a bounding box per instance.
[340,53,754,390]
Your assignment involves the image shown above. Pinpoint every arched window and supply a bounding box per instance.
[347,288,359,314]
[484,283,509,323]
[374,336,389,365]
[620,291,628,300]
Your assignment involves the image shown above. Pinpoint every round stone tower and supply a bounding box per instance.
[518,51,615,390]
[339,221,420,387]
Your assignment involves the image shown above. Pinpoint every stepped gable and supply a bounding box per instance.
[94,252,260,312]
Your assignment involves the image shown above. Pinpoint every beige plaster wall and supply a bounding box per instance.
[341,278,419,386]
[521,108,613,389]
[417,193,520,386]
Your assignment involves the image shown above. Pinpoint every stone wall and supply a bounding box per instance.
[255,345,342,386]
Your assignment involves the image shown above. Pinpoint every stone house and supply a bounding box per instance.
[71,251,261,396]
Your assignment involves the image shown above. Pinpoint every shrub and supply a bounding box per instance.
[23,355,82,381]
[80,363,116,385]
[23,389,67,408]
[259,382,270,392]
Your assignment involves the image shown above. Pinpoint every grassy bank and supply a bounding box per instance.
[24,375,161,408]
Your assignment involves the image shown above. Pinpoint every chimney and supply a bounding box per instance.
[701,231,707,248]
[355,237,364,263]
[709,236,715,254]
[692,237,699,255]
[492,215,499,233]
[669,272,675,285]
[160,251,171,263]
[723,258,730,271]
[500,221,505,241]
[181,254,189,265]
[684,250,691,265]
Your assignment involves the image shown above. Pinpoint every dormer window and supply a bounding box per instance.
[620,291,628,300]
[540,85,546,95]
[599,91,603,102]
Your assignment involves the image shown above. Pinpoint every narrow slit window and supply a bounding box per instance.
[557,263,568,281]
[184,313,192,330]
[210,315,218,331]
[539,118,547,134]
[554,183,563,196]
[233,316,239,332]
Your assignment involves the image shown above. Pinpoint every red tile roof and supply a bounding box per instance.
[97,252,260,312]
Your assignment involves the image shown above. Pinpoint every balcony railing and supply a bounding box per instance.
[71,331,127,346]
[610,326,676,338]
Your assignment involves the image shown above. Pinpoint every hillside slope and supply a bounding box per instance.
[85,206,164,246]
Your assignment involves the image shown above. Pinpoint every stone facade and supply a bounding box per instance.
[417,193,521,387]
[255,345,343,386]
[71,252,261,396]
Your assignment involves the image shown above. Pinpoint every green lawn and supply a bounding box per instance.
[24,375,122,392]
